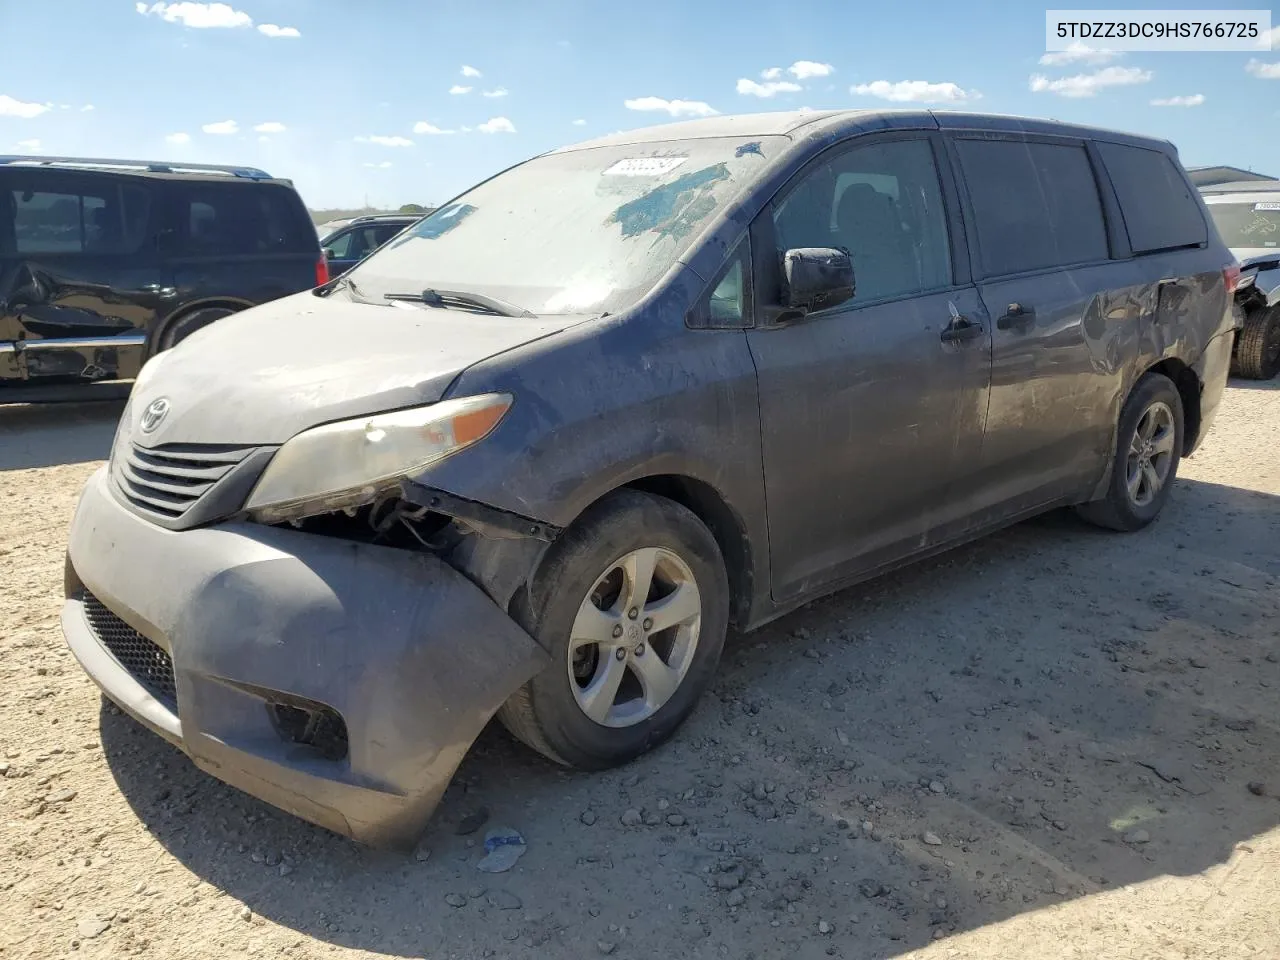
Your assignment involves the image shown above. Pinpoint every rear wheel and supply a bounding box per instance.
[1231,304,1280,380]
[156,306,237,353]
[1076,372,1184,532]
[497,490,729,769]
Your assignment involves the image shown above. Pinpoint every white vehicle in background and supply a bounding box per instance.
[1201,181,1280,380]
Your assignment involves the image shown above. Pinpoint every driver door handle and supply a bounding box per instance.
[940,315,984,344]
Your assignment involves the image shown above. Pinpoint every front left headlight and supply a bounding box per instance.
[244,393,512,523]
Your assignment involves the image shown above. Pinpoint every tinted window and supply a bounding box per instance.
[179,183,313,256]
[772,138,951,303]
[1206,200,1280,250]
[322,227,357,259]
[8,175,151,255]
[957,139,1108,276]
[1097,142,1208,254]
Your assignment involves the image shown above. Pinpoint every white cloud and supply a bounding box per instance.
[363,161,393,169]
[136,2,251,29]
[477,116,516,134]
[0,94,50,119]
[788,60,834,79]
[572,118,587,125]
[81,104,95,112]
[461,64,482,78]
[851,79,979,103]
[761,66,783,80]
[165,132,191,144]
[624,96,719,117]
[1039,42,1120,66]
[1257,26,1280,49]
[1245,59,1280,79]
[737,77,803,97]
[460,125,473,133]
[201,119,239,134]
[257,23,300,38]
[412,120,454,135]
[355,134,414,146]
[253,121,286,133]
[482,87,509,98]
[15,139,41,152]
[449,85,472,95]
[1151,94,1205,107]
[1029,65,1152,97]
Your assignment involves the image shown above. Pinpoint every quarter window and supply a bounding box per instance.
[772,138,952,304]
[1096,142,1207,254]
[180,183,312,256]
[956,139,1108,276]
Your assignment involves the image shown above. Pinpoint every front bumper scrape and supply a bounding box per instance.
[62,466,549,847]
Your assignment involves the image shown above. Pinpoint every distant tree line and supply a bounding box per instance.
[309,203,434,225]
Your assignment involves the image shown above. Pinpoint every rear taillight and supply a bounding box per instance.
[1224,263,1240,295]
[315,254,330,287]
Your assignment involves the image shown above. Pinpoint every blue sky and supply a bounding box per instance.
[1,1,1277,208]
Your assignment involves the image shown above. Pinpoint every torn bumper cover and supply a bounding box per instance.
[61,466,549,847]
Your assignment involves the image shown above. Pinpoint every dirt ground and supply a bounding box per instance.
[2,383,1279,960]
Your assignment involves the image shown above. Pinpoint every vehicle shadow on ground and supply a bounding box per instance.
[0,401,124,471]
[99,477,1280,959]
[1224,375,1280,392]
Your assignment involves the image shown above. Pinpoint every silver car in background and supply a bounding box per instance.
[1201,181,1280,379]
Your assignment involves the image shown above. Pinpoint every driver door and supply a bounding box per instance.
[745,133,992,601]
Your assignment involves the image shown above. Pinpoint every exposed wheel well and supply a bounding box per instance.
[1144,358,1202,451]
[621,475,754,630]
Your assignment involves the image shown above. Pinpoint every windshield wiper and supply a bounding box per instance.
[384,288,536,318]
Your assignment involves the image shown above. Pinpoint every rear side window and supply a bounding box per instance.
[1096,142,1207,254]
[957,139,1108,276]
[6,175,152,256]
[178,183,314,256]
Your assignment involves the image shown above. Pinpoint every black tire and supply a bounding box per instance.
[1076,372,1184,532]
[1230,305,1280,380]
[497,489,729,770]
[156,306,236,353]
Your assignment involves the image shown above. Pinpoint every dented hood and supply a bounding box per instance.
[130,290,573,445]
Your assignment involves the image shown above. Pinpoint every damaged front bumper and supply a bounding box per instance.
[61,467,549,847]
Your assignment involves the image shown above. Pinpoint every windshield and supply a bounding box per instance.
[1207,200,1280,251]
[346,136,781,315]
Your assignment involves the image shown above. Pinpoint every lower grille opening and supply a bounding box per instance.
[82,593,177,711]
[268,699,349,762]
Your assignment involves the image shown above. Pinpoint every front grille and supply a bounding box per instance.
[112,441,255,521]
[82,592,177,710]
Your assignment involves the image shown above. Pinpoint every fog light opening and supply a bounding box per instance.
[268,699,349,762]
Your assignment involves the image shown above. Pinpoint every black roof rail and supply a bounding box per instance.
[0,155,274,180]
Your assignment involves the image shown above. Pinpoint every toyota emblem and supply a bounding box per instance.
[139,397,170,434]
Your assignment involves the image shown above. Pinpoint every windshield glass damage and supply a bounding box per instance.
[346,136,780,316]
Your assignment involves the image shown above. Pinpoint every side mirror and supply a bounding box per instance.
[779,247,855,318]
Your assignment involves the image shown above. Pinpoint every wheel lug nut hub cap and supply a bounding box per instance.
[615,648,626,661]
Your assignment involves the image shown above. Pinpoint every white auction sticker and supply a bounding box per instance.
[1255,201,1280,211]
[603,157,689,177]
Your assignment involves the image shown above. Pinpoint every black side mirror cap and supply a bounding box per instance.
[780,247,855,316]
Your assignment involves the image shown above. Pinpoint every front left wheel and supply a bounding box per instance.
[497,490,729,770]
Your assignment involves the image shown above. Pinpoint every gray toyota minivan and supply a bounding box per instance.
[61,110,1237,846]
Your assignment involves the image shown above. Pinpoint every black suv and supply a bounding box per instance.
[317,214,421,278]
[1,155,324,401]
